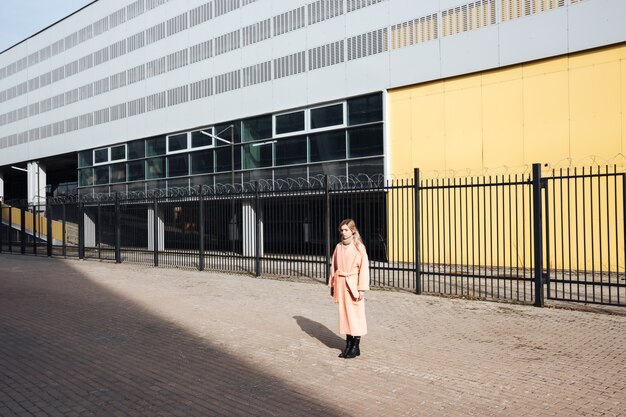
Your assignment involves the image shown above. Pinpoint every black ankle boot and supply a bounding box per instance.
[339,335,353,358]
[343,336,360,359]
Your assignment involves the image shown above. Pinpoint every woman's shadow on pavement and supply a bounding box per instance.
[293,316,344,352]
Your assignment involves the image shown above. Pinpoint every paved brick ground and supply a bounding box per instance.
[0,254,625,416]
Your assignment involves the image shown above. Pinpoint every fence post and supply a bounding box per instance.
[198,193,205,271]
[8,205,12,252]
[46,201,52,257]
[532,163,545,307]
[153,197,159,267]
[115,193,121,264]
[20,204,26,255]
[325,175,331,285]
[0,203,3,253]
[78,203,85,259]
[255,183,261,277]
[62,202,66,257]
[414,168,422,294]
[32,205,37,255]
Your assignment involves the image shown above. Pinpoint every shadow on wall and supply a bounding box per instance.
[0,255,342,416]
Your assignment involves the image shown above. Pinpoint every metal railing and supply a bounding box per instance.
[2,165,625,307]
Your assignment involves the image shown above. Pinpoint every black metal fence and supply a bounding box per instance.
[1,165,625,307]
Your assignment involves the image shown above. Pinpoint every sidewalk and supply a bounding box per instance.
[0,254,624,416]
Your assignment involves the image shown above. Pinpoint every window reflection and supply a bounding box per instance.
[309,130,346,162]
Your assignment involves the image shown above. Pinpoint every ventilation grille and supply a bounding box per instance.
[94,78,110,96]
[215,70,241,94]
[215,0,240,17]
[109,8,127,28]
[17,107,28,120]
[147,57,167,78]
[110,103,127,121]
[146,22,166,45]
[168,86,189,106]
[147,91,167,112]
[190,40,214,63]
[128,97,146,116]
[79,26,93,43]
[347,28,388,60]
[64,118,78,133]
[65,61,79,77]
[243,19,271,46]
[127,32,145,53]
[110,71,127,91]
[190,2,213,27]
[93,47,110,66]
[79,113,94,129]
[52,93,65,110]
[274,51,306,79]
[442,0,496,36]
[190,78,214,100]
[127,65,146,84]
[242,0,258,5]
[273,7,306,36]
[65,89,79,105]
[167,49,189,72]
[309,40,344,70]
[146,0,168,10]
[53,121,65,136]
[391,13,438,49]
[500,0,565,21]
[79,84,94,100]
[243,61,271,86]
[168,13,189,36]
[94,108,110,125]
[127,0,145,20]
[308,0,344,25]
[109,40,127,60]
[347,0,385,12]
[215,30,241,55]
[28,103,40,117]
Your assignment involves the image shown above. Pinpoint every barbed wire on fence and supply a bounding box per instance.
[4,173,387,206]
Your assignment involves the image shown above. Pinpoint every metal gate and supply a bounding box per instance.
[543,166,626,306]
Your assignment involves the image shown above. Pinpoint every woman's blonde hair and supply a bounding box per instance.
[338,218,363,247]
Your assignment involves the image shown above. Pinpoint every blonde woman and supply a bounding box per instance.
[328,219,370,359]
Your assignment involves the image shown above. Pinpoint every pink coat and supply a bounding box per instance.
[328,241,370,336]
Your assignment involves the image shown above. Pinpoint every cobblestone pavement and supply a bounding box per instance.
[1,254,625,417]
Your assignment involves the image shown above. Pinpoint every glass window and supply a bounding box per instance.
[127,140,145,159]
[348,158,384,178]
[146,136,166,156]
[78,151,93,168]
[191,150,214,174]
[146,158,165,179]
[348,93,383,126]
[110,145,126,161]
[110,163,126,183]
[94,148,108,164]
[214,122,239,146]
[94,166,109,184]
[310,103,343,129]
[242,168,273,184]
[273,166,307,181]
[167,154,189,177]
[78,168,93,186]
[275,136,307,166]
[191,130,213,148]
[168,133,188,153]
[128,181,145,192]
[243,142,273,169]
[242,115,272,142]
[127,160,145,181]
[308,161,346,178]
[275,111,305,135]
[348,125,384,158]
[215,147,233,172]
[309,130,346,162]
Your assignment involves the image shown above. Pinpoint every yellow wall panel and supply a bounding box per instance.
[622,60,626,156]
[388,97,413,179]
[444,86,484,172]
[481,65,523,85]
[522,56,568,78]
[410,93,447,174]
[522,70,570,165]
[481,79,525,169]
[569,61,623,161]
